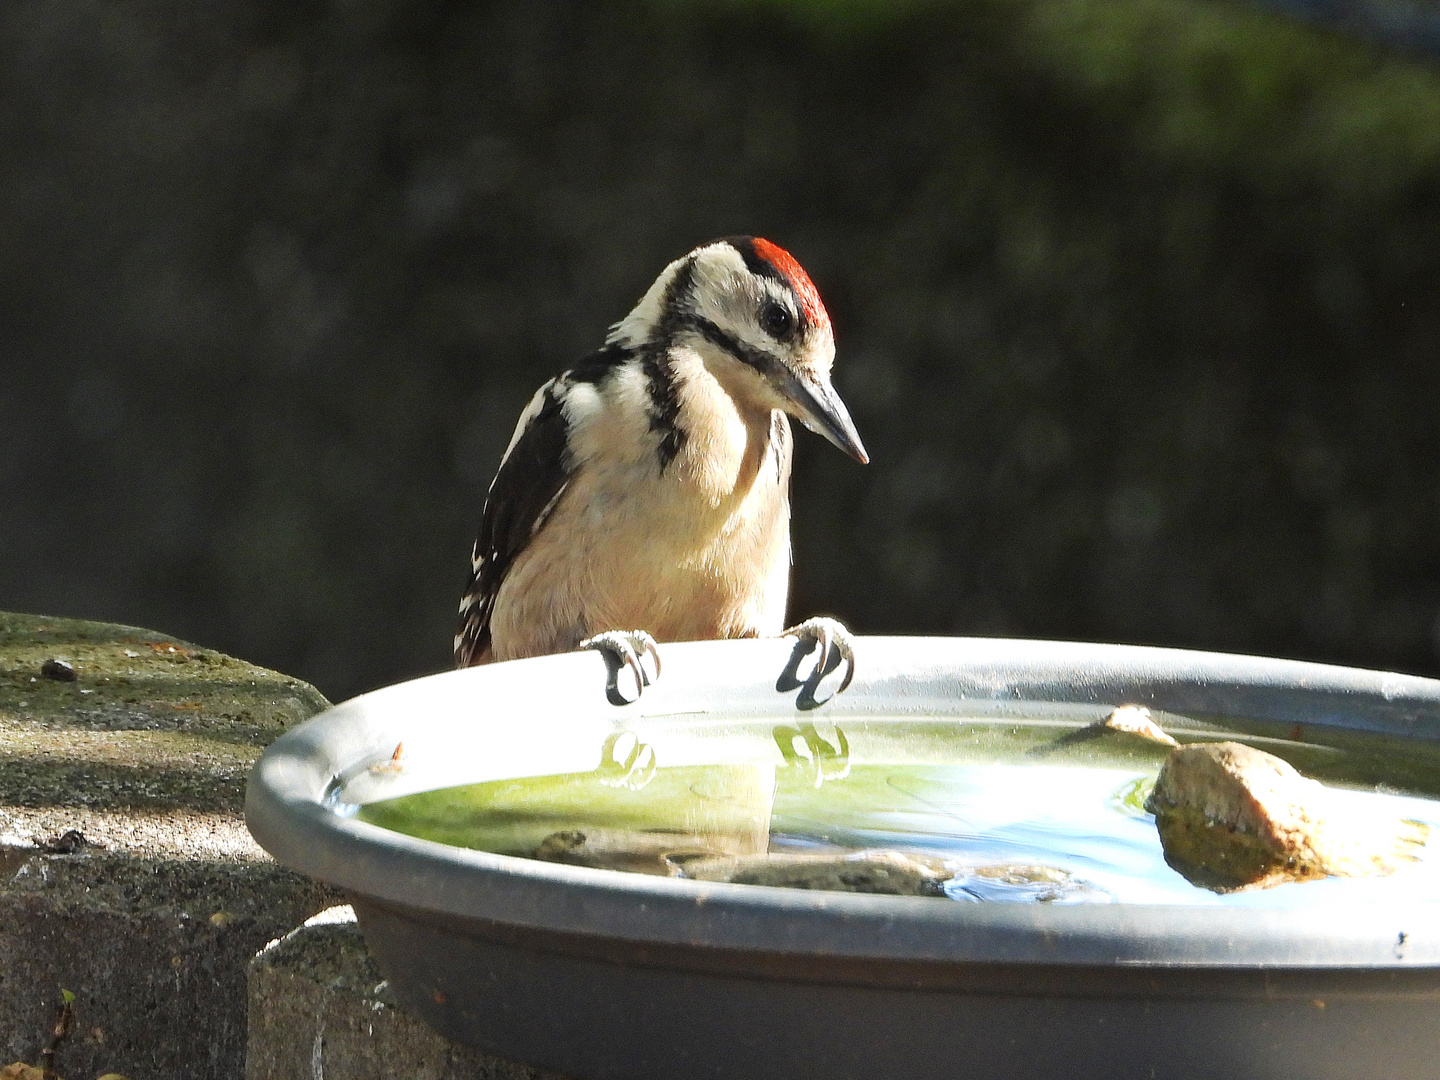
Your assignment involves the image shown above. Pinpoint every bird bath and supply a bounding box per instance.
[245,637,1440,1079]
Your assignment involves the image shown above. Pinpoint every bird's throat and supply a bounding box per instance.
[668,350,785,506]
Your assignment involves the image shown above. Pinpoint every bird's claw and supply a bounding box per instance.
[580,630,662,705]
[782,616,856,695]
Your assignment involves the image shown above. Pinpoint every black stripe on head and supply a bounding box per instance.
[643,351,683,471]
[718,235,782,284]
[641,255,696,471]
[681,313,781,378]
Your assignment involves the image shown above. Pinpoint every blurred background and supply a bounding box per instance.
[3,0,1440,701]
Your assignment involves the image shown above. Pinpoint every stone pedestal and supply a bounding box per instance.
[0,611,337,1080]
[246,907,566,1080]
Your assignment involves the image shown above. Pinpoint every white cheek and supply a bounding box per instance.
[692,284,763,351]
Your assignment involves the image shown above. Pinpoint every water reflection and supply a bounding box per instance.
[774,721,850,787]
[353,715,1440,908]
[596,730,657,791]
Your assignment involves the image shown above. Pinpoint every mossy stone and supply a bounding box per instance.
[0,611,336,1080]
[0,610,328,819]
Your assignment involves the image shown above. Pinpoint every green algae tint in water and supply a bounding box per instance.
[359,762,775,864]
[352,714,1440,907]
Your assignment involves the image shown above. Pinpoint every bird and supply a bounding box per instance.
[454,236,868,700]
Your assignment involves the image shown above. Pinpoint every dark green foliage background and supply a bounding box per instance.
[3,0,1439,699]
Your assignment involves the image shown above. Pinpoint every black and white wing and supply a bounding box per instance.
[454,379,574,667]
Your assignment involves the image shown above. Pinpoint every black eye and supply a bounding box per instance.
[759,302,794,340]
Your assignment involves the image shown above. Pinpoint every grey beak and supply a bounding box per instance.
[778,370,869,465]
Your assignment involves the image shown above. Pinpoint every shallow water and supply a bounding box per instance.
[349,712,1440,906]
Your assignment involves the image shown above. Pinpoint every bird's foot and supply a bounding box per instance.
[580,630,662,705]
[781,616,857,701]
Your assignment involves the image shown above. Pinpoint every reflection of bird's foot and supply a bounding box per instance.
[580,630,662,705]
[782,616,856,695]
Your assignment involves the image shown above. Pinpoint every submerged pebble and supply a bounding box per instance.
[676,849,950,896]
[1030,703,1177,756]
[946,864,1109,904]
[533,828,719,875]
[1102,705,1177,746]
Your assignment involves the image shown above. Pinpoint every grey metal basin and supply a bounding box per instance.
[245,637,1440,1080]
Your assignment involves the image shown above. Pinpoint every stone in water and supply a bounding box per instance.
[1148,741,1429,891]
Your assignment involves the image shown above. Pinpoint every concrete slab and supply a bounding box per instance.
[0,611,338,1080]
[247,908,567,1080]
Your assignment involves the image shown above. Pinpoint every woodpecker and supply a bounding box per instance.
[455,236,868,698]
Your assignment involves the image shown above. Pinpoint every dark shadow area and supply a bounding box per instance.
[0,759,250,812]
[3,0,1440,700]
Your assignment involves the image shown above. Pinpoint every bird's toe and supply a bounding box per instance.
[580,630,662,704]
[783,616,857,695]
